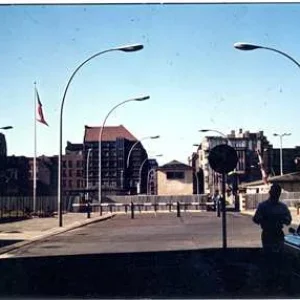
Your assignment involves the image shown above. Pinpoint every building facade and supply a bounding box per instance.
[156,160,193,195]
[196,129,272,194]
[83,125,149,198]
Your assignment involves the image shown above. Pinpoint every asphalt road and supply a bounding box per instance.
[5,212,262,257]
[0,212,299,298]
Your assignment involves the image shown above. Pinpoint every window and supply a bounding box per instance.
[68,160,73,168]
[69,170,73,177]
[62,170,66,177]
[76,170,81,177]
[77,180,81,188]
[62,180,66,187]
[69,180,73,187]
[166,171,185,180]
[62,161,66,168]
[76,160,81,168]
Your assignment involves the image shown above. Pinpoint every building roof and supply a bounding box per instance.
[158,160,193,171]
[240,172,300,188]
[84,125,137,142]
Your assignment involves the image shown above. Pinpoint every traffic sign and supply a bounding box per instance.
[208,144,238,174]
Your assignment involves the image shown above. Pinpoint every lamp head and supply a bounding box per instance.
[0,126,13,130]
[234,42,262,51]
[135,96,150,102]
[117,44,144,52]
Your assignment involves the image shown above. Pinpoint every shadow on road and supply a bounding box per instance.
[0,247,299,298]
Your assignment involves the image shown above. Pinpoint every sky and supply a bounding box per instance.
[1,3,300,166]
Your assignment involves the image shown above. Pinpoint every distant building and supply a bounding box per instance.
[271,146,300,176]
[83,125,149,197]
[0,156,30,196]
[62,142,84,196]
[188,151,204,194]
[156,160,193,195]
[194,129,272,194]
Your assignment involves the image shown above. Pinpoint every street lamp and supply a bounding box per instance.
[0,126,13,130]
[273,133,291,176]
[199,129,230,144]
[98,95,150,208]
[126,135,160,168]
[234,42,300,69]
[138,154,163,194]
[58,43,144,227]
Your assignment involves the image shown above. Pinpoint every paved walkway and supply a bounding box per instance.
[0,212,112,241]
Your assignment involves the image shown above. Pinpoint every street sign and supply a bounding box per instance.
[208,144,238,175]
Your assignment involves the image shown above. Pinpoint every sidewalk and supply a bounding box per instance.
[241,207,300,226]
[0,212,114,256]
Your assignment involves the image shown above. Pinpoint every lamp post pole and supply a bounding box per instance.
[57,43,144,227]
[126,135,160,194]
[126,135,160,169]
[86,148,92,217]
[138,154,162,194]
[273,133,291,176]
[98,96,150,211]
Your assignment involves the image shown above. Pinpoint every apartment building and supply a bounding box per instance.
[83,125,149,197]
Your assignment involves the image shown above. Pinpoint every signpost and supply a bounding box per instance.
[208,144,238,249]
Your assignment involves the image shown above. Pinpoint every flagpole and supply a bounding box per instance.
[33,82,37,214]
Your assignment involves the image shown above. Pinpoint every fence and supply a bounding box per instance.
[244,192,300,210]
[103,194,209,205]
[0,196,78,221]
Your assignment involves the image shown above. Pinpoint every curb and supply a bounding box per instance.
[0,213,115,256]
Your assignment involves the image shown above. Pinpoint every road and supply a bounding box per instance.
[4,211,261,257]
[0,212,299,298]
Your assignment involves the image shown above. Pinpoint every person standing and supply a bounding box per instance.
[253,183,292,253]
[253,183,292,293]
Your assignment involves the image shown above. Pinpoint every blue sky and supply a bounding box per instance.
[1,3,300,165]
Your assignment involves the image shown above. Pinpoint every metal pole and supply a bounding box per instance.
[98,97,149,210]
[222,172,227,249]
[280,135,283,176]
[86,148,92,218]
[57,45,144,227]
[138,158,148,194]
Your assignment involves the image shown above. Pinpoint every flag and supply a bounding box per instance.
[256,149,268,184]
[36,88,49,126]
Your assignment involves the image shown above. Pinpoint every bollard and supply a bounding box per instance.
[217,200,221,217]
[125,204,128,214]
[177,201,181,217]
[131,202,134,219]
[100,204,103,216]
[87,201,91,219]
[154,203,157,213]
[169,203,172,212]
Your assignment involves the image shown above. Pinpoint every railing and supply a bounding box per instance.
[0,196,74,222]
[72,201,214,217]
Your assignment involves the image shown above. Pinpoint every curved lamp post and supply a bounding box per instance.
[138,154,163,194]
[234,42,300,69]
[273,132,291,176]
[98,95,150,207]
[58,43,144,227]
[126,135,160,168]
[199,129,231,145]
